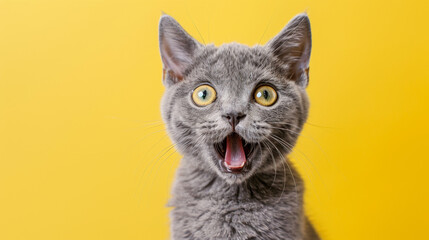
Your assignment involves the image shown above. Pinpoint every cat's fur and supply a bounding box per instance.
[158,13,319,240]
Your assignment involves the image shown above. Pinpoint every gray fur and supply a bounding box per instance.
[158,13,319,240]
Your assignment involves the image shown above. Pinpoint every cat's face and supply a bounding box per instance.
[159,14,311,184]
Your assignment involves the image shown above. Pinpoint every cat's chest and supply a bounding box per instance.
[169,196,302,240]
[169,164,303,239]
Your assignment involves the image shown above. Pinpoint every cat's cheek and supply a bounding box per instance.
[201,145,225,176]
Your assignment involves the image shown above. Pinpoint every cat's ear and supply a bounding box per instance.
[159,14,202,86]
[267,13,312,87]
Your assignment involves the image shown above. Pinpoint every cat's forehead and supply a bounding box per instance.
[212,43,265,63]
[191,43,277,86]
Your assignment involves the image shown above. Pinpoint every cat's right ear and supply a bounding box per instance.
[266,13,312,88]
[159,15,202,86]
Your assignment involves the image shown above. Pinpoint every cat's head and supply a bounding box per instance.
[159,13,311,184]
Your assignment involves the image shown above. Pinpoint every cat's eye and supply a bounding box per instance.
[192,85,217,106]
[254,85,278,106]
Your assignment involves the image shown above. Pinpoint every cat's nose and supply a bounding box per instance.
[222,112,246,130]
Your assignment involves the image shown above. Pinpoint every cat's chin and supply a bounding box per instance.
[213,156,261,185]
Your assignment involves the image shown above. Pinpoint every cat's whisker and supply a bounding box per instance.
[271,123,329,169]
[136,119,164,123]
[106,116,163,124]
[143,145,177,194]
[279,156,289,203]
[266,121,302,130]
[269,123,345,181]
[269,134,324,203]
[133,133,170,178]
[109,117,165,132]
[305,121,336,129]
[136,142,175,200]
[132,121,165,128]
[141,143,176,182]
[261,141,277,189]
[265,137,298,204]
[258,11,275,45]
[270,134,322,182]
[268,122,330,156]
[134,128,167,144]
[269,126,304,137]
[143,152,181,201]
[183,1,206,45]
[288,152,324,204]
[148,148,178,193]
[133,123,166,132]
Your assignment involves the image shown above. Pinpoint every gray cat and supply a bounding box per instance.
[158,13,319,240]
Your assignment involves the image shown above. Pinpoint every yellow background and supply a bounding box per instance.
[0,0,428,239]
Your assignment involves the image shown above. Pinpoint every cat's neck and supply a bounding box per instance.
[170,155,303,204]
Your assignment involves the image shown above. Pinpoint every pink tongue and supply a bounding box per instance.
[224,133,247,170]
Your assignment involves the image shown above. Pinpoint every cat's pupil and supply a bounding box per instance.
[263,90,269,99]
[198,90,207,100]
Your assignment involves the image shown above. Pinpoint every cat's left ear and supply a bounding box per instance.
[267,13,312,87]
[159,14,203,86]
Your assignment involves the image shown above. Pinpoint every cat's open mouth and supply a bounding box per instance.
[214,132,255,173]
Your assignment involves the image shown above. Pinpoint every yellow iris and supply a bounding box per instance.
[254,85,278,106]
[192,85,217,106]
